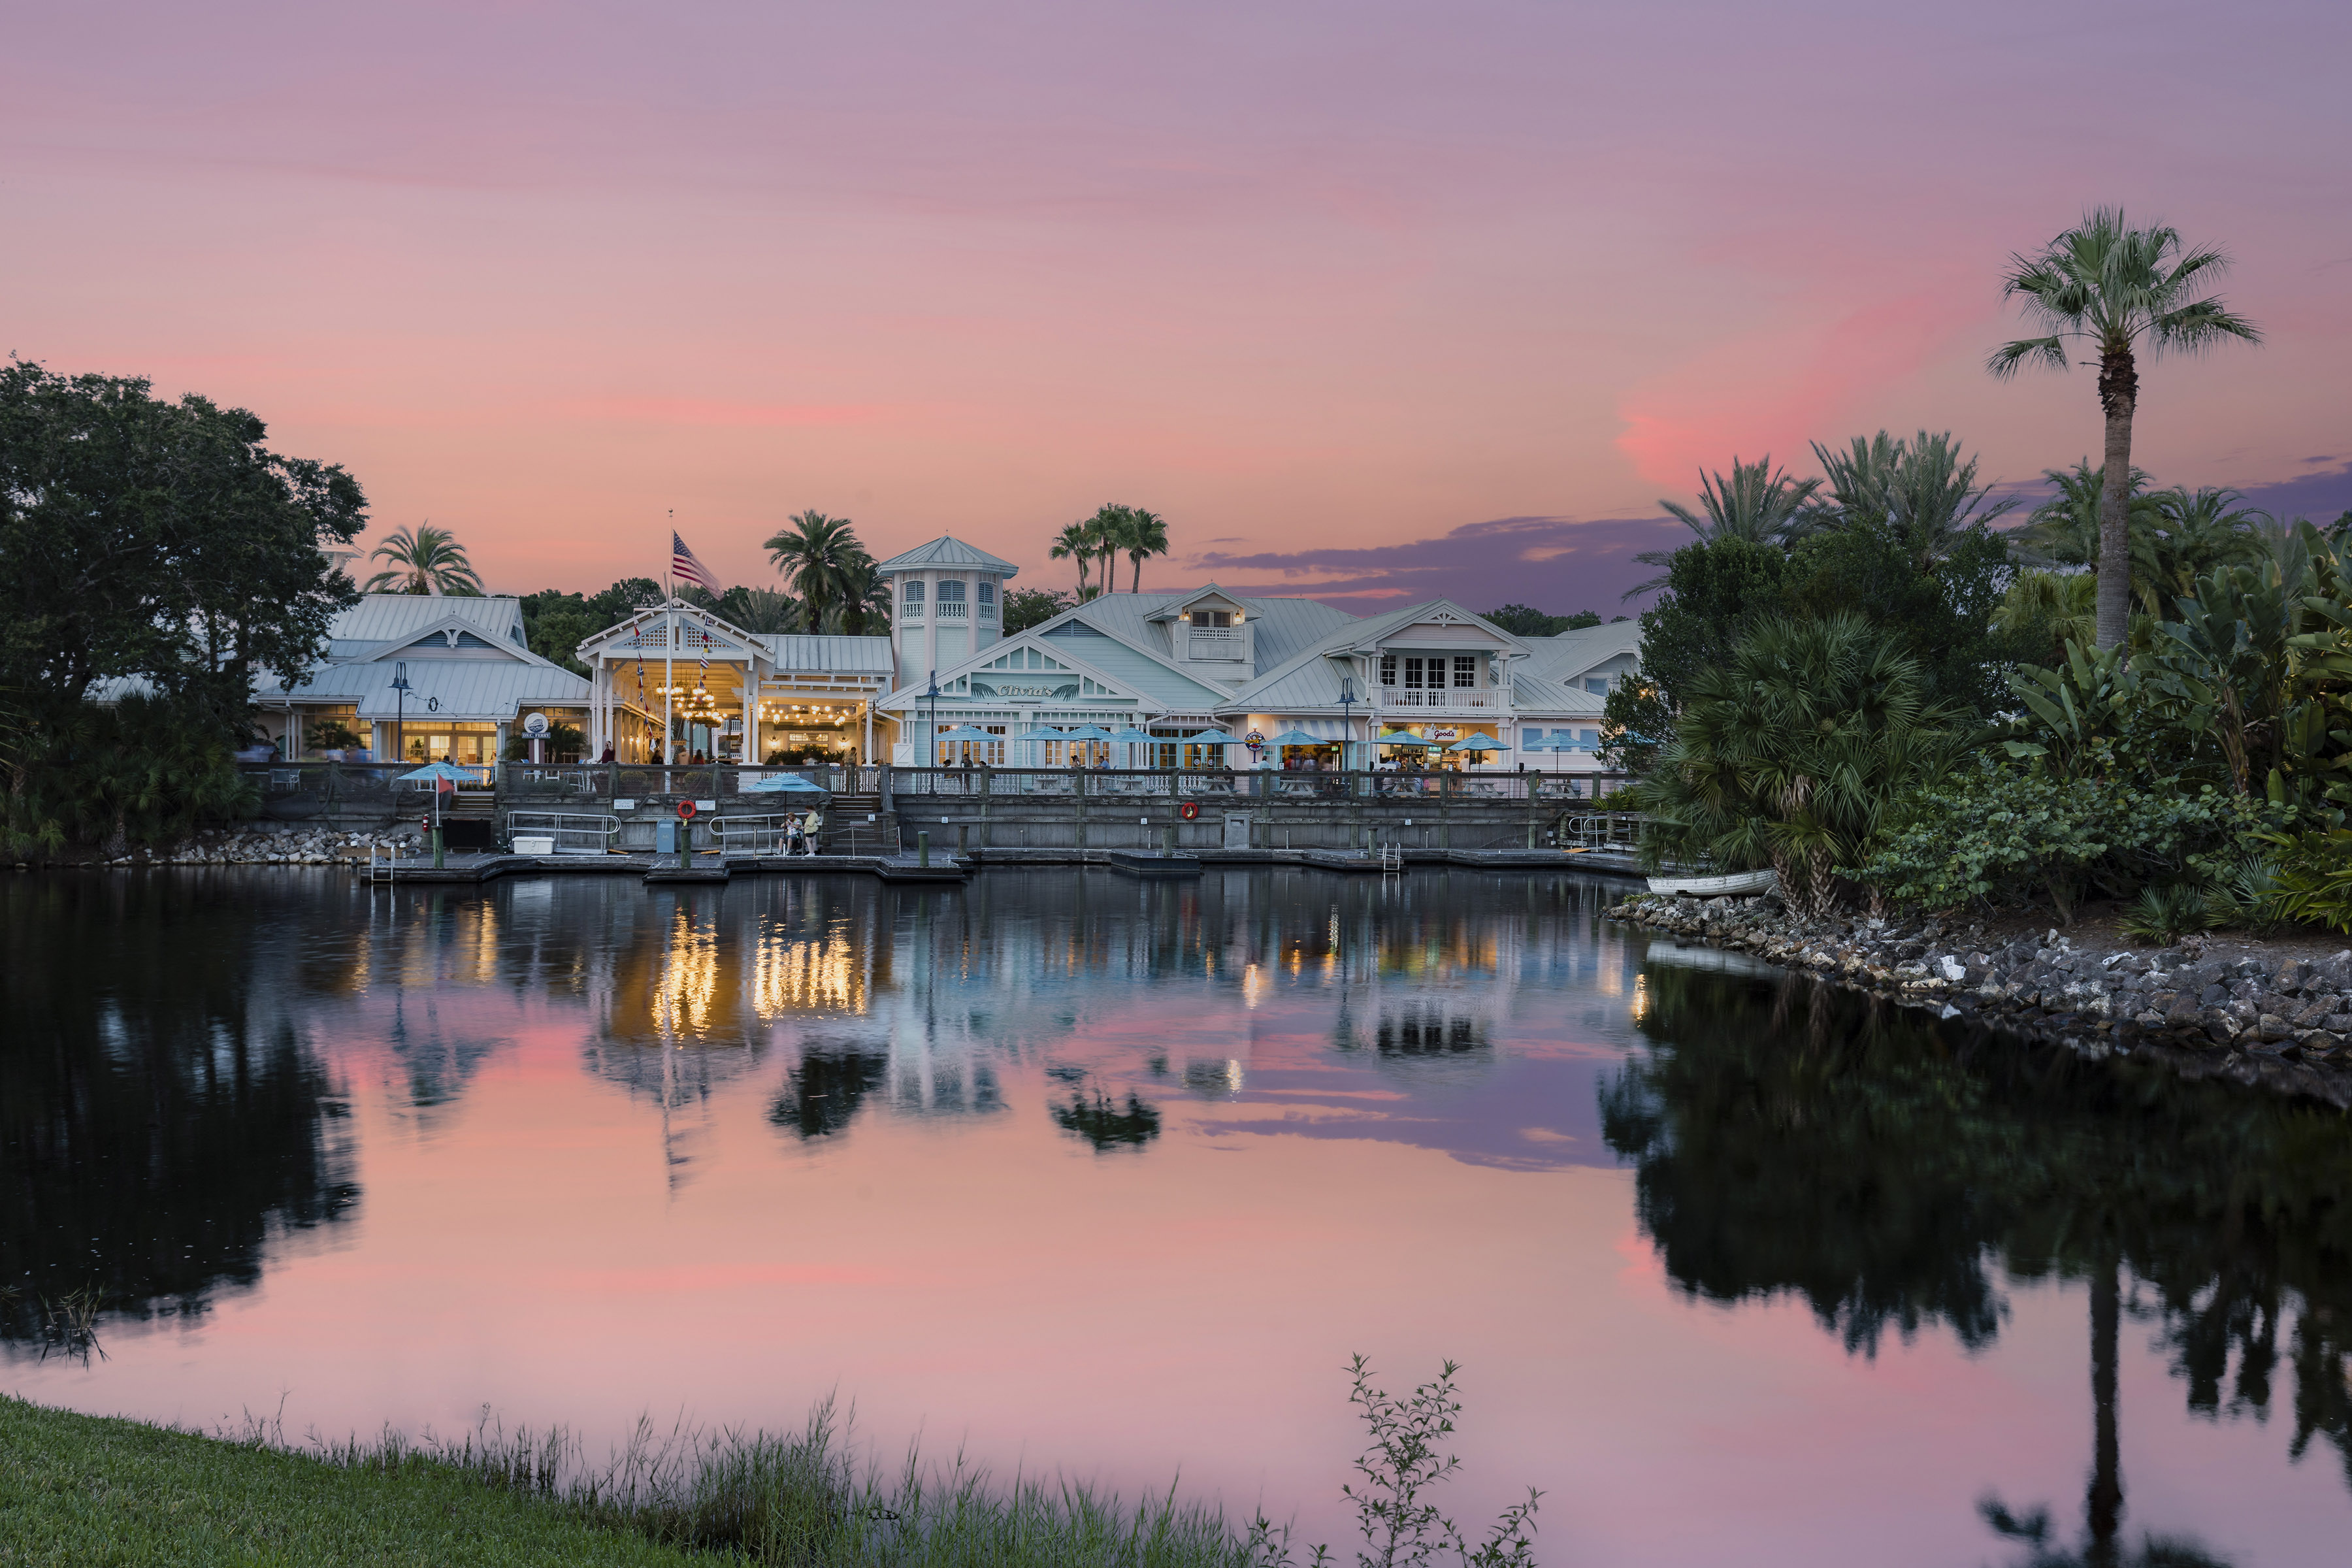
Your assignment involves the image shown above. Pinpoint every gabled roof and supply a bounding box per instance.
[267,657,593,720]
[1138,583,1247,621]
[1219,600,1529,713]
[1060,589,1357,672]
[361,612,549,666]
[874,622,1230,715]
[872,535,1021,576]
[329,593,526,647]
[1509,621,1642,715]
[576,600,768,659]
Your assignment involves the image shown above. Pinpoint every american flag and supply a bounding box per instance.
[670,531,722,596]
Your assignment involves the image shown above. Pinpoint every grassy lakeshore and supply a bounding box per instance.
[0,1395,1258,1567]
[0,1396,696,1566]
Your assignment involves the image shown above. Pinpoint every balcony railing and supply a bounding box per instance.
[1184,627,1248,661]
[1372,686,1499,711]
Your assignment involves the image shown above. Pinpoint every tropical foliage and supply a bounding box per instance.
[1622,613,1964,917]
[1481,606,1605,637]
[1003,586,1073,632]
[363,522,482,596]
[762,510,879,633]
[1989,206,2262,648]
[1625,457,1822,596]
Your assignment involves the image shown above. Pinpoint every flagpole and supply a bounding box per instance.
[664,514,676,771]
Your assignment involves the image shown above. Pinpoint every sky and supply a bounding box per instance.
[7,1,2349,612]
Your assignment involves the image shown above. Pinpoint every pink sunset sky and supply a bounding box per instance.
[8,1,2349,611]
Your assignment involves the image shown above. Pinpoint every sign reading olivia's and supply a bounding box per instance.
[969,680,1081,700]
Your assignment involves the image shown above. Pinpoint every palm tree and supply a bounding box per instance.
[1086,504,1131,593]
[363,523,483,596]
[1625,458,1822,597]
[1989,207,2262,649]
[1049,521,1096,599]
[764,511,864,630]
[1121,508,1169,593]
[1993,571,2099,664]
[834,553,891,635]
[1808,430,2018,574]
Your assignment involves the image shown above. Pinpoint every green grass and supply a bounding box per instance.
[0,1395,698,1566]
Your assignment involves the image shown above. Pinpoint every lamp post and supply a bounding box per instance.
[1338,674,1358,776]
[924,670,939,771]
[389,661,412,765]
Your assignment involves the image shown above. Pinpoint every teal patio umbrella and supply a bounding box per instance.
[1267,729,1328,747]
[746,772,827,793]
[1375,730,1431,747]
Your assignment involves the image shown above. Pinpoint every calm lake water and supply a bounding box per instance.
[6,868,2350,1565]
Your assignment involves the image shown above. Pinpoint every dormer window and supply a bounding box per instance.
[938,579,968,617]
[903,581,925,617]
[1189,610,1232,627]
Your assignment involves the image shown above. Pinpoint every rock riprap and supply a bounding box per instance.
[1615,891,2352,1108]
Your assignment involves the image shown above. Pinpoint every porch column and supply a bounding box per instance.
[741,664,755,766]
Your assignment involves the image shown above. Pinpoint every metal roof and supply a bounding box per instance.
[871,535,1021,576]
[281,659,596,721]
[755,634,896,674]
[1221,600,1526,711]
[329,593,526,647]
[1066,589,1356,673]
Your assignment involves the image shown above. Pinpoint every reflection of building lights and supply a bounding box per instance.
[1243,962,1264,1010]
[1629,973,1648,1023]
[654,909,721,1036]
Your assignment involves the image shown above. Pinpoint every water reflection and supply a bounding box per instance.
[1,877,357,1354]
[1607,962,2352,1551]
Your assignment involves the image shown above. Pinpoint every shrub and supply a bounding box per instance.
[1851,758,2266,922]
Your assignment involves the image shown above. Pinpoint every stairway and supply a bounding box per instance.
[819,792,898,855]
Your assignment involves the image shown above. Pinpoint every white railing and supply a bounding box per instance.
[1373,687,1499,711]
[1185,627,1247,661]
[506,811,619,854]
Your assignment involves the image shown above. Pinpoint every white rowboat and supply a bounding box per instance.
[1645,868,1779,898]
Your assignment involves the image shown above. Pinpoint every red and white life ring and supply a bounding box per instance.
[1179,800,1200,821]
[676,800,698,820]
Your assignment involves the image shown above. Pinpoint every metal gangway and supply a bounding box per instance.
[709,812,825,857]
[506,811,621,855]
[1558,811,1642,853]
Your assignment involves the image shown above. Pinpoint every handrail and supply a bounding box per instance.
[506,810,621,855]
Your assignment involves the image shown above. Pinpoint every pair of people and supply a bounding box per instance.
[781,809,823,857]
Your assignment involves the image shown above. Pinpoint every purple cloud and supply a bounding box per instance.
[1190,514,1687,615]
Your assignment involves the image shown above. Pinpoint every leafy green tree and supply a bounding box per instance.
[1995,571,2099,666]
[1783,511,2024,717]
[1991,207,2262,649]
[1602,538,1787,775]
[1626,457,1823,596]
[1003,586,1072,632]
[1482,604,1603,637]
[0,363,365,852]
[1622,612,1965,915]
[363,522,482,596]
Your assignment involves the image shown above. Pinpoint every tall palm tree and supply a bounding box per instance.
[1989,208,2262,649]
[1086,504,1131,593]
[363,522,483,596]
[1625,457,1822,598]
[1049,521,1096,598]
[1121,508,1170,593]
[764,511,864,630]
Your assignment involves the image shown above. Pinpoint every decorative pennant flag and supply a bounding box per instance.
[671,532,722,596]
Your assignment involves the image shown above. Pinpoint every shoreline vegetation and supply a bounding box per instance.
[0,1359,1541,1568]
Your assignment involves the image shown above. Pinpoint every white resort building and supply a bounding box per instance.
[246,534,1636,774]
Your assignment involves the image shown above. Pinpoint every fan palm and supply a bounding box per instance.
[363,523,483,596]
[1049,521,1096,598]
[1622,612,1963,916]
[1121,508,1169,593]
[764,511,864,630]
[1989,207,2262,649]
[1626,457,1822,597]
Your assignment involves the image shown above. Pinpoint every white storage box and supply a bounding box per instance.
[512,835,556,855]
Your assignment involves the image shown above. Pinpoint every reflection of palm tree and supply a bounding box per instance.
[363,523,484,596]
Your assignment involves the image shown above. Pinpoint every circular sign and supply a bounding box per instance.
[521,712,549,738]
[1245,730,1265,745]
[1179,800,1200,821]
[425,696,441,712]
[676,800,698,820]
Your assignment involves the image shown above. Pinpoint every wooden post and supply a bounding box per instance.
[1073,766,1088,849]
